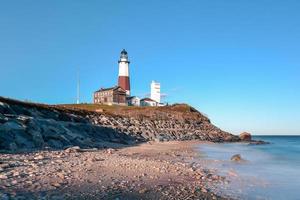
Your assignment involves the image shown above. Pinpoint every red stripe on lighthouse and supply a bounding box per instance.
[118,76,130,91]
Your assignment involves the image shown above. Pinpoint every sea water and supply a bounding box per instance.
[197,136,300,200]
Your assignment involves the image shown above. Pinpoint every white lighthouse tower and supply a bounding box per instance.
[118,49,131,96]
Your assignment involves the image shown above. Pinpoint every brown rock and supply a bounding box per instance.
[56,159,63,164]
[51,182,61,188]
[94,157,105,162]
[231,154,245,162]
[34,155,44,160]
[201,188,207,193]
[11,180,18,185]
[106,148,116,154]
[13,171,20,177]
[139,188,148,194]
[0,174,8,179]
[239,132,252,141]
[57,172,65,179]
[64,146,81,153]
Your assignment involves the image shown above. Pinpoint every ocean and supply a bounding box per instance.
[197,136,300,200]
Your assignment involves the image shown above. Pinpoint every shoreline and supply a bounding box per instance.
[0,141,233,199]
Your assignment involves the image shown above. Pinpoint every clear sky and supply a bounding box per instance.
[0,0,299,135]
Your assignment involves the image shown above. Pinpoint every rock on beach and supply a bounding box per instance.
[239,132,252,141]
[231,154,245,162]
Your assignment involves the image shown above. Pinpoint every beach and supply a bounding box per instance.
[0,141,232,200]
[0,97,242,199]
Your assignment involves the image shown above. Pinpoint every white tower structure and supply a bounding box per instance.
[118,49,131,96]
[151,81,161,103]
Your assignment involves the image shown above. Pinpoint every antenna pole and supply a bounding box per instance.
[77,69,80,104]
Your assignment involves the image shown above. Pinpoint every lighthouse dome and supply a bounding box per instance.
[120,49,128,60]
[121,49,127,55]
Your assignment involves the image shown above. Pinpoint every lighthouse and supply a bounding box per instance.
[118,49,131,96]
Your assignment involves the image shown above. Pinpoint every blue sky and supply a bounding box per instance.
[0,0,299,135]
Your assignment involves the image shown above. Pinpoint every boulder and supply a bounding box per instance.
[64,146,81,153]
[231,154,245,162]
[239,132,252,141]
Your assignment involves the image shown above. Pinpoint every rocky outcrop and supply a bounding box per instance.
[0,98,135,152]
[239,132,252,141]
[86,109,239,143]
[0,97,240,152]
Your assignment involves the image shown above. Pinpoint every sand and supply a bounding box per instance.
[0,141,232,199]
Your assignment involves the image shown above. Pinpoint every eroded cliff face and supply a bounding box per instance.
[87,105,239,143]
[0,97,239,152]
